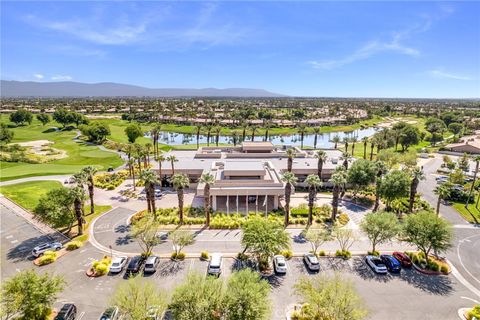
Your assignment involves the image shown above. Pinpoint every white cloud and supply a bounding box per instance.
[33,73,44,79]
[51,75,73,81]
[428,69,472,81]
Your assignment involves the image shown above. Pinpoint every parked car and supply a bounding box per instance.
[109,256,128,273]
[154,190,164,198]
[144,256,160,273]
[99,306,119,320]
[126,256,145,275]
[303,253,320,272]
[207,253,223,276]
[392,252,412,268]
[54,303,77,320]
[32,242,62,257]
[365,255,388,274]
[380,254,402,273]
[273,255,287,274]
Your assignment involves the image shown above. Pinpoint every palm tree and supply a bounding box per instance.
[342,136,349,152]
[298,125,307,149]
[71,186,86,235]
[155,153,166,191]
[281,172,298,227]
[313,127,321,149]
[232,131,240,146]
[172,173,190,223]
[330,167,347,221]
[139,169,159,216]
[373,161,387,212]
[213,126,221,146]
[195,124,202,149]
[167,154,178,175]
[332,135,341,149]
[81,166,97,215]
[305,174,322,225]
[264,120,272,141]
[206,124,213,146]
[286,148,295,172]
[362,137,369,159]
[241,121,248,141]
[127,158,137,191]
[466,156,480,207]
[124,143,135,162]
[152,124,162,157]
[350,136,358,155]
[314,150,327,180]
[145,142,153,165]
[250,125,257,141]
[369,139,375,161]
[340,152,352,170]
[408,167,425,213]
[199,173,215,226]
[435,183,452,216]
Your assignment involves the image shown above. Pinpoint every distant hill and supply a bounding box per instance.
[0,80,286,98]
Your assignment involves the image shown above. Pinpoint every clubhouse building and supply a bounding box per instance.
[158,141,345,213]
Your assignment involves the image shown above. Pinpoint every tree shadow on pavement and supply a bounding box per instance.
[399,269,454,295]
[115,234,133,246]
[114,224,130,234]
[6,234,54,263]
[157,260,185,277]
[262,273,285,288]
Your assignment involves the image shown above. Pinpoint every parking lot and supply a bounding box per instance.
[2,201,477,320]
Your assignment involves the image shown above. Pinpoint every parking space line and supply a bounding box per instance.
[77,311,85,320]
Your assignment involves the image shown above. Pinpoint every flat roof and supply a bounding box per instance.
[223,161,265,176]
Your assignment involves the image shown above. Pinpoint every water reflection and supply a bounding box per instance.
[145,127,379,148]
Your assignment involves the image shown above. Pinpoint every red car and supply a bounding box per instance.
[393,252,412,268]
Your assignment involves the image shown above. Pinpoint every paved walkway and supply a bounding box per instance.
[0,175,71,187]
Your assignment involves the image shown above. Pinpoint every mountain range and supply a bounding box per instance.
[0,80,286,98]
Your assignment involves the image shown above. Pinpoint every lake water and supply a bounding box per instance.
[145,126,379,148]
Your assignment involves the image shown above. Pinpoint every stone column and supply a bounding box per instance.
[273,195,279,209]
[212,195,217,211]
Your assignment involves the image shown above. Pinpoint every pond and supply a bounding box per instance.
[145,126,379,149]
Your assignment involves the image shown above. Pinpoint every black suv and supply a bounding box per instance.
[54,304,77,320]
[125,256,145,275]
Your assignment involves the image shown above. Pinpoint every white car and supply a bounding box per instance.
[144,256,160,273]
[273,255,287,274]
[365,255,388,274]
[207,253,223,276]
[32,242,62,257]
[303,253,320,271]
[146,306,161,320]
[109,256,128,273]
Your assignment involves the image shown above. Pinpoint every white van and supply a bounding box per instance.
[207,253,223,276]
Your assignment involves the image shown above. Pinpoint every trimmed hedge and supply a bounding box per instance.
[66,241,83,251]
[92,256,112,276]
[38,250,57,265]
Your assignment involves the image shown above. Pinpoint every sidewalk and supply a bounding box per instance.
[0,195,70,243]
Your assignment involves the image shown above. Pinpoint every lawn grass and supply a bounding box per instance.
[0,180,63,211]
[452,202,480,224]
[69,204,112,241]
[0,115,123,181]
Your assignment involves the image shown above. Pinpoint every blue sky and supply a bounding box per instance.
[1,1,479,98]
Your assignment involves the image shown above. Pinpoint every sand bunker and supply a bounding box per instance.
[14,140,67,159]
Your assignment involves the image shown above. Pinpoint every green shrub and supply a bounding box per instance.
[279,250,293,260]
[201,251,209,260]
[418,251,425,259]
[259,259,269,271]
[467,305,480,320]
[335,250,351,259]
[94,263,109,276]
[176,252,186,260]
[440,265,449,274]
[367,251,380,256]
[318,250,326,256]
[337,213,350,226]
[66,241,83,251]
[171,252,177,260]
[38,251,57,265]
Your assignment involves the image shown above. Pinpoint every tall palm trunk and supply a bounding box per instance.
[314,134,318,149]
[149,184,156,216]
[408,178,419,213]
[178,188,184,223]
[373,179,381,212]
[288,158,293,172]
[351,143,355,156]
[158,162,163,191]
[284,183,291,227]
[370,143,375,161]
[308,187,315,225]
[146,186,152,213]
[132,168,136,191]
[436,196,441,216]
[317,160,323,180]
[88,177,95,215]
[331,187,339,221]
[74,199,84,235]
[363,142,367,159]
[204,184,211,226]
[466,161,479,207]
